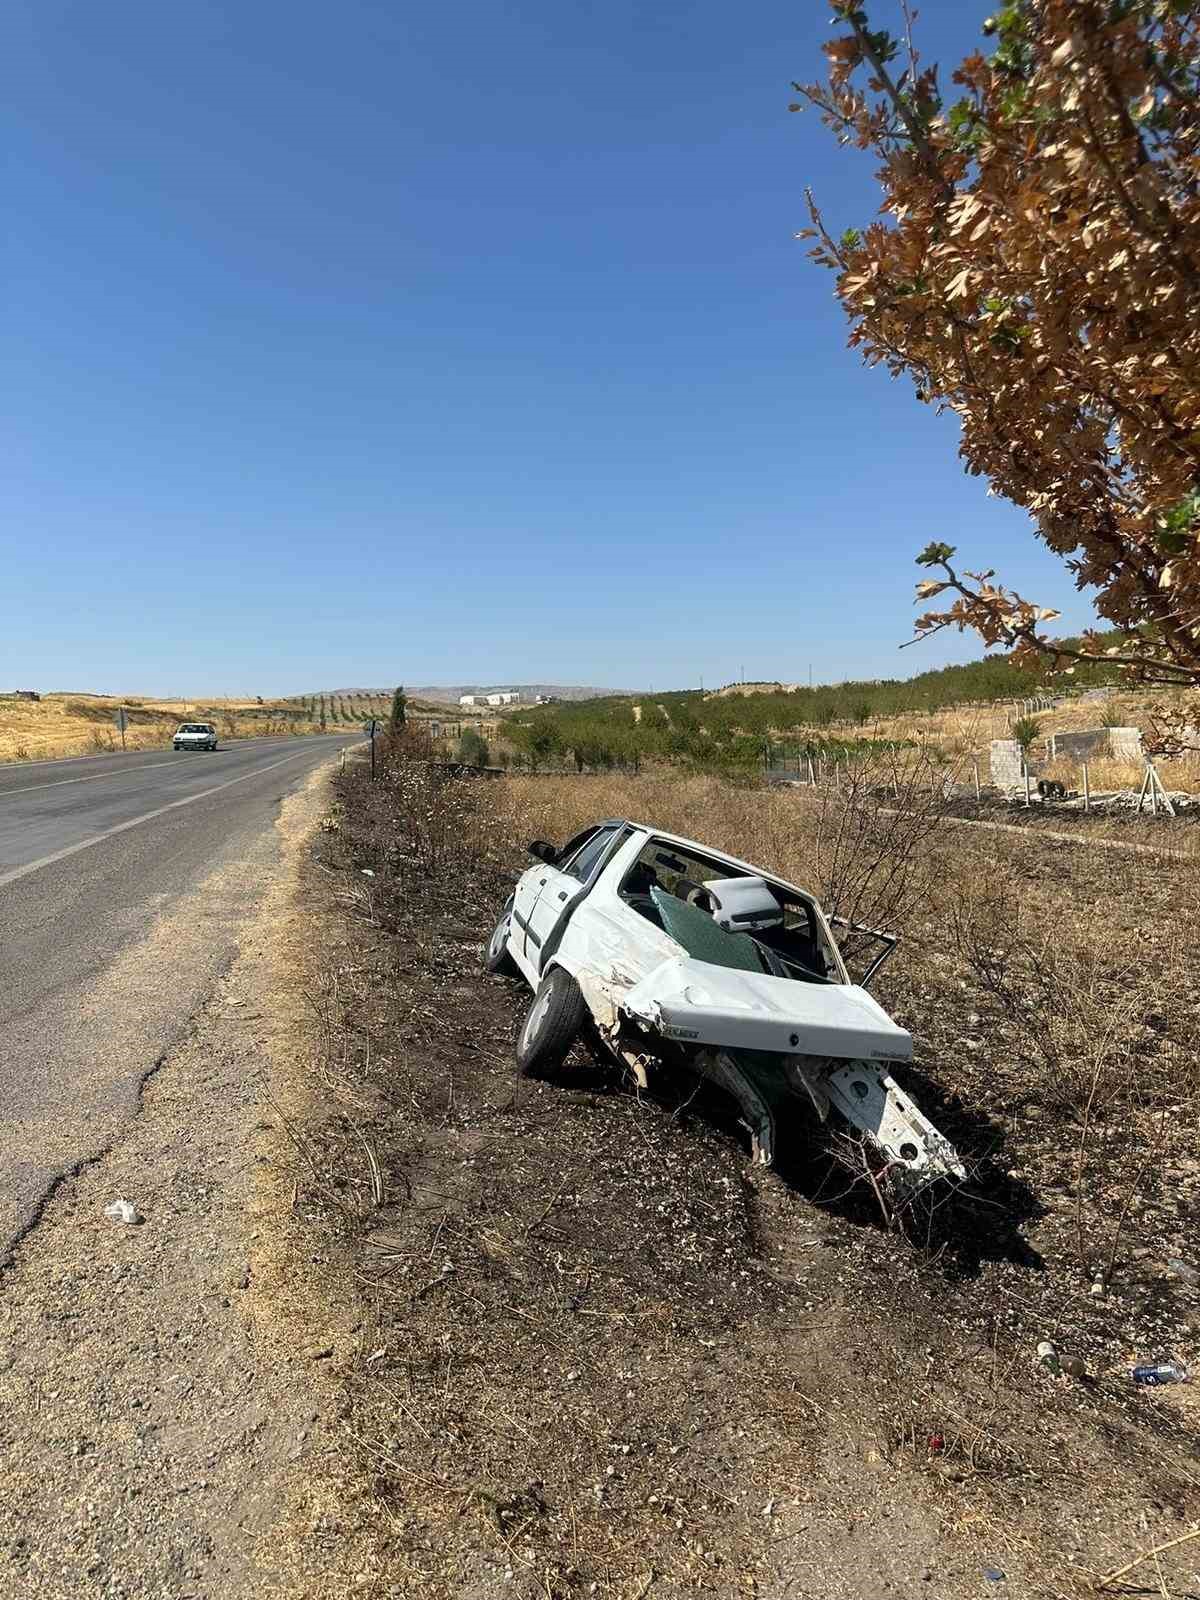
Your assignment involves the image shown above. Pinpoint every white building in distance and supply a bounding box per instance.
[460,690,520,708]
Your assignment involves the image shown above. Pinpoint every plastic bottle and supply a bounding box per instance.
[1036,1341,1060,1375]
[1132,1361,1189,1386]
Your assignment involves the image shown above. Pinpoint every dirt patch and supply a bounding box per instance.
[269,760,1200,1599]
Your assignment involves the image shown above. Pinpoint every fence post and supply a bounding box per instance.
[1153,761,1176,818]
[1082,762,1090,813]
[807,755,815,787]
[973,760,980,801]
[1023,762,1031,807]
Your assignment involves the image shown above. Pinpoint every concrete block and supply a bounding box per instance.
[990,740,1025,788]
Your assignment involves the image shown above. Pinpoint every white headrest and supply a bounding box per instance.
[701,876,783,932]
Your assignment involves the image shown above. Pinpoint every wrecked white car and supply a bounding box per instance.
[488,821,964,1198]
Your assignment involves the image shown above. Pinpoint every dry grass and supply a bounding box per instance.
[1039,753,1200,796]
[0,691,324,762]
[854,691,1200,792]
[283,756,1200,1598]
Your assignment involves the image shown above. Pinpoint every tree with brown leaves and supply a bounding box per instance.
[794,1,1200,699]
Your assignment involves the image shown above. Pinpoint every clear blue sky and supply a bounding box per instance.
[5,1,1094,696]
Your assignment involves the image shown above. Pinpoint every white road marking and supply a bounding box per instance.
[0,748,321,889]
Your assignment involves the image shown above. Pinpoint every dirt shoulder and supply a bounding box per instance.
[261,761,1200,1600]
[0,762,351,1600]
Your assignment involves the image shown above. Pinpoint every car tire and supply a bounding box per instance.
[485,902,518,976]
[516,966,586,1076]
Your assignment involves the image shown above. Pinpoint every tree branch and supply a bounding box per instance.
[909,556,1198,685]
[839,6,949,186]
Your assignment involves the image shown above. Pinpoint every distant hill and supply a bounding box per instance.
[304,684,636,706]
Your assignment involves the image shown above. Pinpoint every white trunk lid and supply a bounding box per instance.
[621,956,912,1063]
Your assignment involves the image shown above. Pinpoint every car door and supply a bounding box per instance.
[510,864,555,983]
[510,828,599,979]
[523,824,625,978]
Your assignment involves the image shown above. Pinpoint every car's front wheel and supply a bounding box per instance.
[516,966,586,1075]
[485,901,518,976]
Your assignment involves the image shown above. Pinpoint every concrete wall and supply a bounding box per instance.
[1107,726,1143,761]
[1045,726,1143,762]
[1047,728,1110,761]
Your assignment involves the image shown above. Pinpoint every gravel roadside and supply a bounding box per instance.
[0,764,347,1600]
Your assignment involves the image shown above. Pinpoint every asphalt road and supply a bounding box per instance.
[0,734,359,1255]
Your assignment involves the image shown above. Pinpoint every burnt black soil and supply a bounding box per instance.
[282,761,1200,1600]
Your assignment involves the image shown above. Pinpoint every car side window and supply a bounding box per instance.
[560,826,619,883]
[555,826,599,866]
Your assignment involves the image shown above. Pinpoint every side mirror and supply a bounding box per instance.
[527,839,558,864]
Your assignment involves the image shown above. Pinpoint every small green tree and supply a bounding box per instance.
[390,686,407,732]
[528,725,560,773]
[458,728,489,766]
[1012,716,1041,755]
[852,700,872,727]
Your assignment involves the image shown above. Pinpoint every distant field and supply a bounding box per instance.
[0,689,468,763]
[501,652,1200,791]
[294,691,449,722]
[0,693,324,763]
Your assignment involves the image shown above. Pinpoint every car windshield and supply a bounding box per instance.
[180,725,208,733]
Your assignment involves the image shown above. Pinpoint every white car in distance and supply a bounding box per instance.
[488,819,965,1200]
[173,722,219,752]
